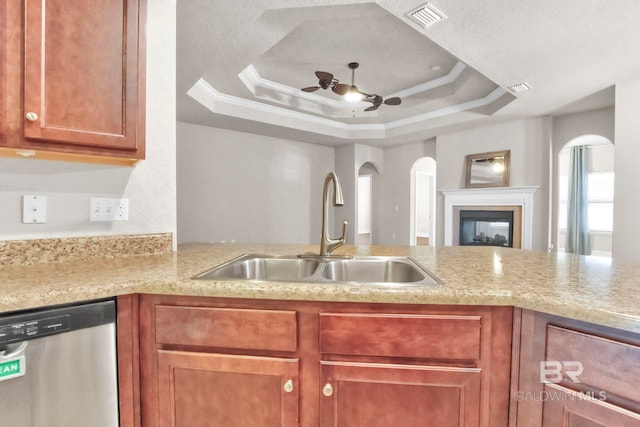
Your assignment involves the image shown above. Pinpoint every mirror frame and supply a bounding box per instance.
[465,150,510,188]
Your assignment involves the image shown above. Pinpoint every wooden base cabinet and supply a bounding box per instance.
[139,295,513,427]
[512,309,640,427]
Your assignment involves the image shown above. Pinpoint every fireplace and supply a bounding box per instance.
[459,210,514,247]
[442,187,537,249]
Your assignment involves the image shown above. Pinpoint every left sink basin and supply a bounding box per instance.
[193,254,319,281]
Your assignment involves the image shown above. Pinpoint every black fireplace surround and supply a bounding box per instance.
[459,210,514,248]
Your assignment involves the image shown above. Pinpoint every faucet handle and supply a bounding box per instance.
[339,221,348,243]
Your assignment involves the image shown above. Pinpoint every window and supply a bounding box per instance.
[558,171,614,232]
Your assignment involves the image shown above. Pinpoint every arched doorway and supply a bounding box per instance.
[410,157,436,246]
[357,162,378,245]
[557,135,614,257]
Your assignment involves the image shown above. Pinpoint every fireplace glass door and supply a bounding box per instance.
[459,210,514,247]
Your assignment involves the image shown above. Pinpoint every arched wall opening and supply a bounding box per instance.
[557,134,614,257]
[357,162,379,245]
[410,157,437,246]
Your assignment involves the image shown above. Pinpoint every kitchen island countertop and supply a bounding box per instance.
[1,242,639,333]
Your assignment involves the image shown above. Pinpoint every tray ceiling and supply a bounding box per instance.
[177,0,639,146]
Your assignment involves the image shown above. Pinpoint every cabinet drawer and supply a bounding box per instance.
[319,313,481,360]
[546,325,640,403]
[155,305,297,352]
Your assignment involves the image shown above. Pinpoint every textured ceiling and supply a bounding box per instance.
[177,0,639,147]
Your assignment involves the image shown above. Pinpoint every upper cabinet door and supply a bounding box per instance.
[23,0,144,152]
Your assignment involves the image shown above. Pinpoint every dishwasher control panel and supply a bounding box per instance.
[0,315,70,345]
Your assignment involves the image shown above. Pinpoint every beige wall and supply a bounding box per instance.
[613,79,640,260]
[0,0,177,245]
[435,118,551,250]
[376,140,435,245]
[335,144,384,245]
[177,122,334,244]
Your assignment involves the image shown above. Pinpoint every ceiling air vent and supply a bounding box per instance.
[408,3,447,28]
[508,82,532,93]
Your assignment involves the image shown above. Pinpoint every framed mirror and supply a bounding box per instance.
[465,150,510,188]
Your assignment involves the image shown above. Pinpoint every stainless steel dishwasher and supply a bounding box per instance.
[0,299,119,426]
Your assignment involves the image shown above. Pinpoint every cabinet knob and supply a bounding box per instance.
[322,383,333,397]
[283,379,294,393]
[25,112,39,122]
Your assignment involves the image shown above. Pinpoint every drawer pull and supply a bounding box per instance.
[322,383,333,397]
[26,112,39,122]
[283,379,294,393]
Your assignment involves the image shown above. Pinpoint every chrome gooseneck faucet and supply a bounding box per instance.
[320,171,348,256]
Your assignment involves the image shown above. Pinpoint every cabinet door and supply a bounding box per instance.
[23,0,143,153]
[157,350,299,427]
[542,384,640,426]
[319,361,481,427]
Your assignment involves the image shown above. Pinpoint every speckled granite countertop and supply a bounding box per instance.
[1,242,639,333]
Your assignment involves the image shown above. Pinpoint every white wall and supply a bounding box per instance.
[613,79,640,260]
[0,0,177,244]
[435,118,551,250]
[176,122,334,244]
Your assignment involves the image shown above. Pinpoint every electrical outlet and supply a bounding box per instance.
[90,197,129,222]
[114,199,129,221]
[22,195,47,223]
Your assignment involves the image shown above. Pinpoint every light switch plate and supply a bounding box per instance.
[22,195,47,223]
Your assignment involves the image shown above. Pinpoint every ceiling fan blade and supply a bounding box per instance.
[332,83,350,96]
[301,86,321,92]
[315,71,333,82]
[384,97,401,106]
[383,97,401,106]
[364,104,380,112]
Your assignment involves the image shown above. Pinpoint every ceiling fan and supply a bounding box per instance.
[301,62,401,112]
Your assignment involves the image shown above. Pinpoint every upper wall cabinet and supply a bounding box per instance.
[1,0,146,166]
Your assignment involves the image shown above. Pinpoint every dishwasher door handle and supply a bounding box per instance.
[0,341,28,359]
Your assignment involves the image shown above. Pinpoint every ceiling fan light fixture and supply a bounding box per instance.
[344,86,363,103]
[344,63,364,102]
[408,3,447,28]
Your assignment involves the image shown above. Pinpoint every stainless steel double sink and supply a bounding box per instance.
[193,253,441,286]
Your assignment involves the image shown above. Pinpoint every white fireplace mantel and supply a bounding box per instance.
[441,186,539,249]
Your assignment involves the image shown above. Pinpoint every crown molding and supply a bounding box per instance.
[188,77,513,140]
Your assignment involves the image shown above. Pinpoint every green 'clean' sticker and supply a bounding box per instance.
[0,356,25,381]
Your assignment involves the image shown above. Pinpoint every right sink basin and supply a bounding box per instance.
[320,257,439,285]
